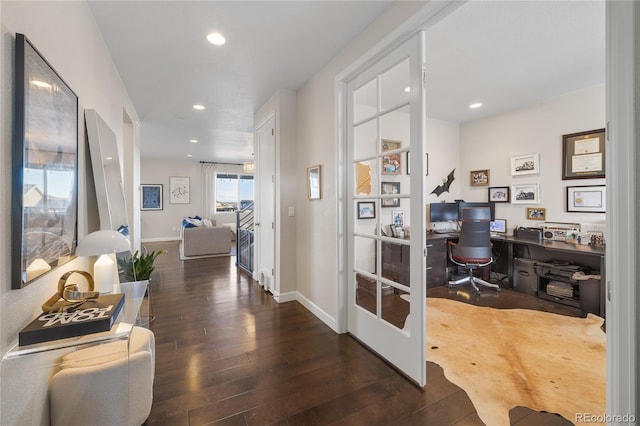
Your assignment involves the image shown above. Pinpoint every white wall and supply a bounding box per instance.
[459,85,605,233]
[140,159,249,241]
[0,2,139,424]
[295,1,427,326]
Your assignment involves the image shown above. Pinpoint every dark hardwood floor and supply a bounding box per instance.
[143,241,575,426]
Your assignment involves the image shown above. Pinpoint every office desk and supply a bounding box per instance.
[426,232,606,316]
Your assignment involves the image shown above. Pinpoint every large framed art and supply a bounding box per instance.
[12,33,79,289]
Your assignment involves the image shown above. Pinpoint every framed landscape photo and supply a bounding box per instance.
[562,128,605,180]
[488,186,510,203]
[566,185,606,213]
[381,181,400,207]
[357,201,375,219]
[526,207,546,221]
[470,169,490,186]
[510,153,540,176]
[141,184,163,210]
[511,183,540,204]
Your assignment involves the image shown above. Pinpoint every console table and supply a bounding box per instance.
[1,280,149,425]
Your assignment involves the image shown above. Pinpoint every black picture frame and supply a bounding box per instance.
[562,128,606,180]
[357,201,376,219]
[141,184,163,210]
[381,181,400,208]
[12,33,79,289]
[488,186,510,203]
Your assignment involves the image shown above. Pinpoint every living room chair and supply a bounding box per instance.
[447,207,501,294]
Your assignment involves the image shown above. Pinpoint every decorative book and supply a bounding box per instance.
[18,293,125,346]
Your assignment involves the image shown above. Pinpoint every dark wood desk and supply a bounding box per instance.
[424,232,606,316]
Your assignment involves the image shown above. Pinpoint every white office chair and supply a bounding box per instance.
[49,326,155,426]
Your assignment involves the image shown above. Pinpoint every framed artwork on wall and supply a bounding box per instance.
[169,176,190,204]
[357,201,375,219]
[511,183,540,204]
[566,185,606,213]
[381,139,401,175]
[488,186,510,203]
[510,153,540,176]
[526,207,546,221]
[562,128,606,180]
[141,184,163,210]
[307,165,321,200]
[381,181,400,207]
[470,169,490,186]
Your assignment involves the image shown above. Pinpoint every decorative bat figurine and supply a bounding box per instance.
[431,168,455,197]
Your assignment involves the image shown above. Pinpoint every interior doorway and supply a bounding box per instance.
[255,114,276,292]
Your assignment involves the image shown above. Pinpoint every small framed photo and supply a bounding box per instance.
[488,186,510,203]
[510,153,540,176]
[357,201,376,219]
[562,128,605,180]
[406,151,411,175]
[511,183,540,204]
[381,139,401,175]
[392,210,405,227]
[141,184,163,210]
[381,181,400,208]
[470,169,490,186]
[526,207,546,221]
[566,185,606,213]
[307,165,321,200]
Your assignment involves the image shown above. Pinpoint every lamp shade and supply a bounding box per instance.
[76,230,131,256]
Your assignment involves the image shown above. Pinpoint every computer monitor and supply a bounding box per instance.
[457,201,496,221]
[429,202,459,222]
[490,218,507,233]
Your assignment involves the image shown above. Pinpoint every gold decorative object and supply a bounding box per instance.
[41,270,99,313]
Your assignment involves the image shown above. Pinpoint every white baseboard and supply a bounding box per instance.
[273,291,297,303]
[294,292,338,332]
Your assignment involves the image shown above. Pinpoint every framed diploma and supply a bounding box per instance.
[566,185,606,213]
[562,128,605,180]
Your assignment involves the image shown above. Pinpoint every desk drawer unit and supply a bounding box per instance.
[427,239,447,288]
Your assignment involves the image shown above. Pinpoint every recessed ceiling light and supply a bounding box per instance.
[193,104,205,110]
[105,156,113,160]
[32,80,51,89]
[206,33,226,46]
[189,139,198,143]
[469,103,483,109]
[187,154,193,158]
[404,86,411,93]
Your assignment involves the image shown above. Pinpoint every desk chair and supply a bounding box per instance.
[447,207,501,294]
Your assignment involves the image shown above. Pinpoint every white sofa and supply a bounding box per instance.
[180,225,231,260]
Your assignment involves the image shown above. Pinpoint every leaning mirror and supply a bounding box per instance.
[11,33,79,289]
[84,109,129,233]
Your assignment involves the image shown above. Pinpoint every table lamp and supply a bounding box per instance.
[75,230,131,294]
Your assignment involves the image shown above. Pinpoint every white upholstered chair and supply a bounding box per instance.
[49,326,155,426]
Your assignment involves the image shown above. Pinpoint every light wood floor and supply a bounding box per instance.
[143,241,575,425]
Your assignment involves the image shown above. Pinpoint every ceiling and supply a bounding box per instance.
[89,1,604,164]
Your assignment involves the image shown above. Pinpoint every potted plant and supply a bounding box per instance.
[117,247,167,282]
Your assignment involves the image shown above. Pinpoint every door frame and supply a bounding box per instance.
[335,0,638,407]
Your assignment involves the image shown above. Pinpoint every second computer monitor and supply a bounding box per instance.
[457,201,496,221]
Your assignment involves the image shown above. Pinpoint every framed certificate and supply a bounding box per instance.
[562,129,605,180]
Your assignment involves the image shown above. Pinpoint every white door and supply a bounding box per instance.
[255,115,276,292]
[346,32,426,385]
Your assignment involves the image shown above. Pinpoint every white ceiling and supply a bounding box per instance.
[89,1,604,164]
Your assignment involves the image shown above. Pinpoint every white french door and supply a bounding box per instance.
[346,32,426,385]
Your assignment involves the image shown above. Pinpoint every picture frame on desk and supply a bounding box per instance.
[562,128,605,180]
[566,185,606,213]
[488,186,510,203]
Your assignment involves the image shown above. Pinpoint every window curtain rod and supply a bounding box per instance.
[199,161,243,166]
